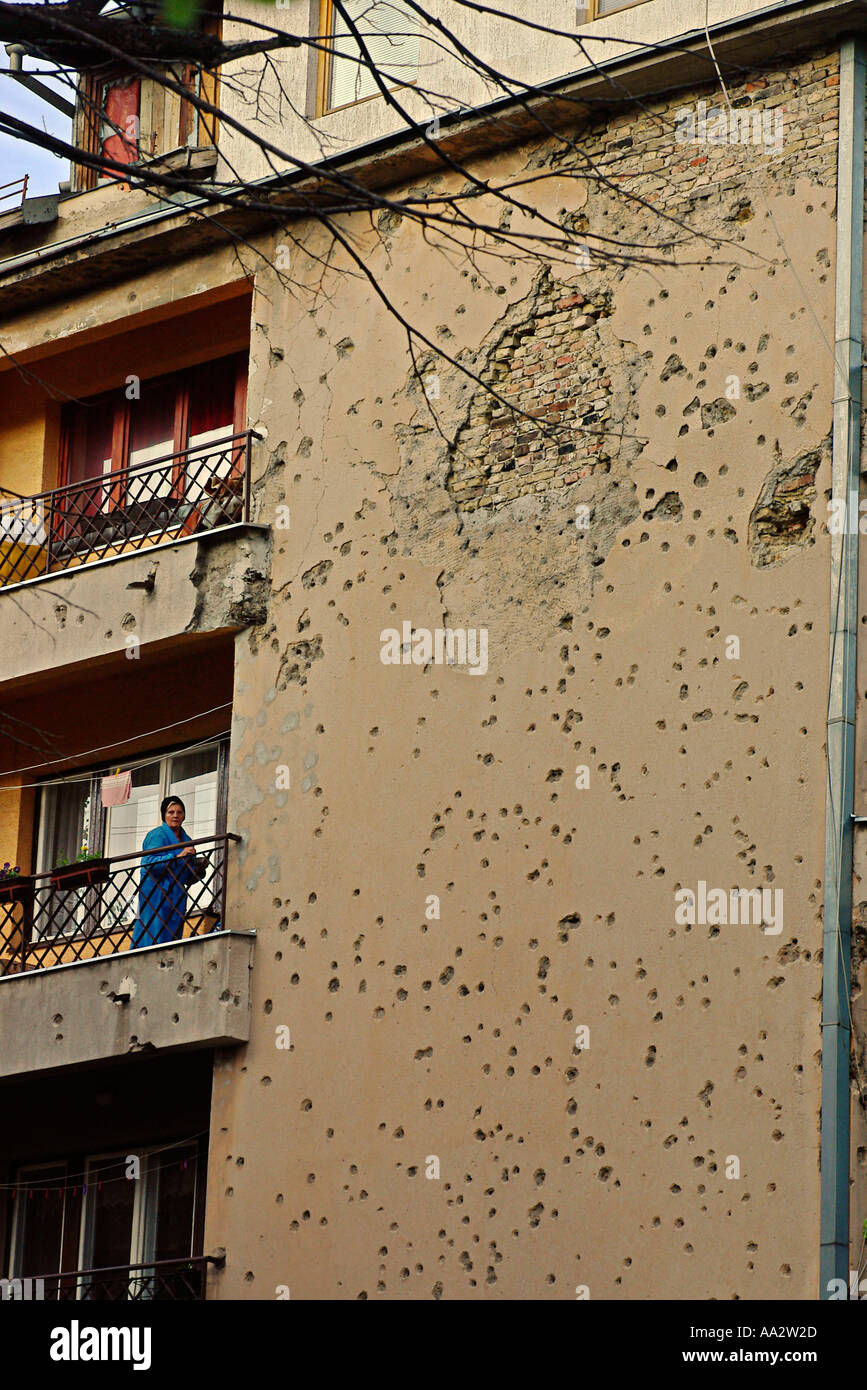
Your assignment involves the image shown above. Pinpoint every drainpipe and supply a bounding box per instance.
[820,33,865,1299]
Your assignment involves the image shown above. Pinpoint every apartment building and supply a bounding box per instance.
[0,0,863,1302]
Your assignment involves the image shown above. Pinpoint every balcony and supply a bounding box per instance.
[4,1256,221,1302]
[0,833,238,975]
[0,835,254,1079]
[0,430,269,692]
[0,430,254,589]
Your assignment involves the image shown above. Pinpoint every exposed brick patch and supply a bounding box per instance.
[749,442,827,566]
[446,276,615,512]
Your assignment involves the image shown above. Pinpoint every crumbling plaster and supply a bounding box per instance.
[209,61,838,1298]
[0,527,270,691]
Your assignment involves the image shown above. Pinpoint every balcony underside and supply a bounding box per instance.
[0,931,254,1079]
[0,522,269,691]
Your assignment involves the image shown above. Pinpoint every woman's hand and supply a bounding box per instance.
[178,845,197,857]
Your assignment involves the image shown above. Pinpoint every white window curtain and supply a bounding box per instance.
[329,0,419,110]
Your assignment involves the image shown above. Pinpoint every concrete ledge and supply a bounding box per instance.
[0,524,270,691]
[0,931,255,1079]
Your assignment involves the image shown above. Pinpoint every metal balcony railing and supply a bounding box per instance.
[23,1255,221,1301]
[0,833,238,976]
[0,430,254,589]
[0,174,28,210]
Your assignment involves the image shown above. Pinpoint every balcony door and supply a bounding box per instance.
[58,353,247,556]
[9,1142,202,1299]
[79,1145,200,1297]
[101,745,225,928]
[35,740,228,938]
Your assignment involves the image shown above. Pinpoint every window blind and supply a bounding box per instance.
[329,0,419,110]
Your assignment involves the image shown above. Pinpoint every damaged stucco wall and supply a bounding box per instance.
[206,50,839,1298]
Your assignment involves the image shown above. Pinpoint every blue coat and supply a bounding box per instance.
[133,823,197,948]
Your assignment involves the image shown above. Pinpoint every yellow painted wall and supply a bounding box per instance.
[0,382,49,496]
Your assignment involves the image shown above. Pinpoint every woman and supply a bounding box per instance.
[133,796,199,948]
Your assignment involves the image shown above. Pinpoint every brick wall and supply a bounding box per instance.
[445,49,839,516]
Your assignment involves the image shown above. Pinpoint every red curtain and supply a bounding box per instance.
[101,78,140,172]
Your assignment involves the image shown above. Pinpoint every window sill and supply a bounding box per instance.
[316,80,417,120]
[129,145,218,182]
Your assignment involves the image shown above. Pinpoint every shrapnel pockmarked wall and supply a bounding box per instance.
[198,47,841,1299]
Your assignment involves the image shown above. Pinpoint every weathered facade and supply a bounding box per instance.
[0,0,865,1302]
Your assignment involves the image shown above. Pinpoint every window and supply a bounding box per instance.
[8,1142,203,1297]
[318,0,419,114]
[73,7,224,194]
[37,739,228,873]
[62,353,246,493]
[55,353,247,555]
[31,740,228,945]
[75,72,140,193]
[581,0,649,18]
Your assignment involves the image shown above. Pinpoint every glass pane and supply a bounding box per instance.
[85,1156,135,1273]
[153,1146,197,1263]
[188,357,237,439]
[103,762,161,930]
[13,1164,66,1278]
[39,781,96,872]
[168,747,219,920]
[185,359,240,516]
[105,763,161,861]
[128,376,176,505]
[330,0,419,108]
[168,747,218,842]
[185,428,237,515]
[68,402,113,488]
[35,781,100,940]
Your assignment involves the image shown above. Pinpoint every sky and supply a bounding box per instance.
[0,78,73,200]
[0,1,78,201]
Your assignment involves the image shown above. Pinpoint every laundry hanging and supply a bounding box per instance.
[100,770,132,807]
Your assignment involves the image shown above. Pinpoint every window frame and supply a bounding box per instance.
[7,1140,204,1286]
[34,737,230,879]
[57,353,248,496]
[316,0,419,117]
[582,0,649,20]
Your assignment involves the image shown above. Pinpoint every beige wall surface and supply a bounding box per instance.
[219,0,800,183]
[204,52,837,1297]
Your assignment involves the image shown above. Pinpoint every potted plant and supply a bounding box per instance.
[49,845,110,891]
[0,862,32,905]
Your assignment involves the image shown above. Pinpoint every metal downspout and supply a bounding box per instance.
[820,33,865,1298]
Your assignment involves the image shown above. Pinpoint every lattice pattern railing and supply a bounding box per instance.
[0,431,253,588]
[0,834,236,976]
[22,1256,220,1301]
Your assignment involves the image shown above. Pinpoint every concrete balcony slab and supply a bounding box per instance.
[0,930,254,1079]
[0,523,270,690]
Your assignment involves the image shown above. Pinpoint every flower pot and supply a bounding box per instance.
[0,874,33,905]
[49,859,110,891]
